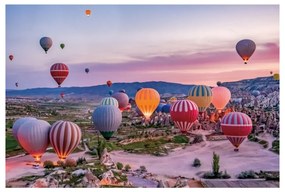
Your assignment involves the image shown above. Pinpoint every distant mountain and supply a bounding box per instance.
[6,76,279,99]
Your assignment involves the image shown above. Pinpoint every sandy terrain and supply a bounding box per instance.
[6,133,279,181]
[6,151,88,181]
[110,139,279,179]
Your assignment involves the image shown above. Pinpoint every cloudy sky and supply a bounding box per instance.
[6,5,279,89]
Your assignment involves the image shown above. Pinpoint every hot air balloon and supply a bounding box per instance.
[106,80,112,87]
[12,117,37,142]
[109,90,114,96]
[85,9,91,16]
[252,90,260,97]
[50,63,69,87]
[92,105,122,140]
[162,104,171,113]
[40,37,53,54]
[155,103,165,113]
[60,43,65,49]
[60,92,64,99]
[170,100,199,133]
[169,97,177,105]
[112,92,129,111]
[270,71,273,75]
[49,120,82,161]
[124,103,132,111]
[212,86,231,113]
[216,81,222,86]
[17,119,51,163]
[85,68,89,74]
[187,85,213,113]
[9,55,13,61]
[221,112,252,151]
[273,73,279,81]
[135,88,160,120]
[15,82,19,87]
[100,97,119,108]
[236,39,256,64]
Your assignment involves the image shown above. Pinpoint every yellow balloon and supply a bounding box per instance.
[135,88,160,119]
[187,85,213,113]
[273,73,279,80]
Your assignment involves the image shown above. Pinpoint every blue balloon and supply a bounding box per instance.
[155,103,165,113]
[162,104,171,113]
[109,90,114,96]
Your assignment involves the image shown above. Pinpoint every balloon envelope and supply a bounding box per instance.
[221,112,252,151]
[212,86,231,112]
[50,63,69,87]
[60,43,65,49]
[92,105,122,140]
[100,97,119,108]
[17,119,51,162]
[49,120,82,160]
[109,90,114,96]
[107,80,112,87]
[85,68,89,73]
[162,104,171,113]
[170,100,199,133]
[236,39,256,64]
[12,117,37,142]
[252,90,260,97]
[85,9,91,16]
[112,92,129,111]
[155,103,165,113]
[273,73,279,80]
[9,55,13,61]
[135,88,160,119]
[40,37,53,54]
[187,85,213,113]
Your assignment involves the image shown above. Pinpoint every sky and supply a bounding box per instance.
[6,4,279,89]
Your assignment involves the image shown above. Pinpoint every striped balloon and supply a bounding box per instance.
[212,86,231,112]
[135,88,160,119]
[17,120,51,162]
[112,92,129,111]
[50,63,69,87]
[221,112,252,151]
[92,105,122,140]
[12,117,37,142]
[100,97,119,108]
[170,100,199,133]
[187,85,213,113]
[49,121,82,160]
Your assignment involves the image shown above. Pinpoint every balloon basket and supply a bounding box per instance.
[234,148,239,152]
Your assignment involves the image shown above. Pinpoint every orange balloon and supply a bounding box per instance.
[212,86,231,113]
[135,88,160,120]
[85,9,91,16]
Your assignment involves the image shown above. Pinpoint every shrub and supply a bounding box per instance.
[65,158,77,168]
[97,140,106,159]
[192,158,201,167]
[221,170,231,179]
[237,170,258,179]
[212,152,220,176]
[140,165,147,172]
[172,135,189,144]
[57,160,64,167]
[77,157,87,165]
[203,171,216,179]
[190,134,204,144]
[271,140,279,153]
[124,164,131,172]
[43,160,55,169]
[116,162,124,170]
[258,140,268,145]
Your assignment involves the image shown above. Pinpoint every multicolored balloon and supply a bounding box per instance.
[49,120,82,160]
[135,88,160,120]
[236,39,256,64]
[40,37,53,54]
[221,112,252,151]
[50,63,69,87]
[92,105,122,140]
[170,100,199,133]
[100,97,119,108]
[211,86,231,112]
[187,85,213,113]
[17,119,51,163]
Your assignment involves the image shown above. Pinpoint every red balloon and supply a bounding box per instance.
[9,55,14,61]
[170,100,199,133]
[107,80,112,87]
[221,112,252,151]
[50,63,69,87]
